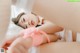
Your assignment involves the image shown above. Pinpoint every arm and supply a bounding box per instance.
[0,33,24,50]
[37,42,80,53]
[37,20,63,34]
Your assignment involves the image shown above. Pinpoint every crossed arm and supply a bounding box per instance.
[37,20,63,34]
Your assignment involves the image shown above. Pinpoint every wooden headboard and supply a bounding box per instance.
[32,0,80,32]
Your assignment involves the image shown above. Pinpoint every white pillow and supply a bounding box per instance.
[6,20,23,39]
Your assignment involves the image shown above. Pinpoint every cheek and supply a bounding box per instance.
[25,17,29,21]
[19,20,22,25]
[19,22,24,27]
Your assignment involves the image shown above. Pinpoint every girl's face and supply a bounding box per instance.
[18,13,39,28]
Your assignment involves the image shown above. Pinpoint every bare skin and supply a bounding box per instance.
[1,13,63,53]
[17,13,63,34]
[1,34,60,53]
[37,42,80,53]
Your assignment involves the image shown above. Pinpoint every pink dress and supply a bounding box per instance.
[20,27,50,46]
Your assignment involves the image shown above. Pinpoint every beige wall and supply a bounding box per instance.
[33,0,80,32]
[0,0,11,42]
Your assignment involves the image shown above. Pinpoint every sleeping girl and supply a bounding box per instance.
[2,12,63,53]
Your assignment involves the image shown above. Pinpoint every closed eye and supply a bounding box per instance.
[25,25,27,28]
[23,18,25,22]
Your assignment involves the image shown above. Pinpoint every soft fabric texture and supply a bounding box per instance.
[20,27,50,46]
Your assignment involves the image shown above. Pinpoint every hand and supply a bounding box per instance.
[0,33,24,50]
[8,37,32,53]
[0,36,17,50]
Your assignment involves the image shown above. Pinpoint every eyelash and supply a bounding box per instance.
[23,18,25,22]
[25,25,27,28]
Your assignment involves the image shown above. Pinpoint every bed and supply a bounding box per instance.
[1,0,80,53]
[32,0,80,53]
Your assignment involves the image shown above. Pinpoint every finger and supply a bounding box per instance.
[3,44,9,50]
[1,40,12,50]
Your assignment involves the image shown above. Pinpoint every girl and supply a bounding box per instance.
[2,12,63,53]
[12,12,63,34]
